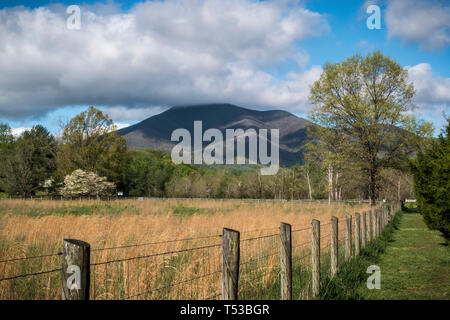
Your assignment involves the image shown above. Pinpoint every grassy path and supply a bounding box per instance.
[356,211,450,299]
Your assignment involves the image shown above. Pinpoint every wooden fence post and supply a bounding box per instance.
[330,216,338,277]
[345,214,352,261]
[381,208,385,232]
[62,239,90,300]
[372,210,377,239]
[361,212,367,248]
[354,213,360,256]
[368,209,373,241]
[222,228,240,300]
[376,210,380,237]
[385,207,388,226]
[374,210,378,238]
[311,219,320,297]
[380,209,384,234]
[280,222,292,300]
[385,206,388,225]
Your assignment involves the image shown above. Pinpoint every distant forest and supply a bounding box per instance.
[0,106,415,202]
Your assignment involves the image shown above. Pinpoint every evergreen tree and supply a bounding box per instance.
[410,118,450,241]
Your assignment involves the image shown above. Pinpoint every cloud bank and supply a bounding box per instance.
[385,0,450,50]
[406,63,450,120]
[0,0,329,119]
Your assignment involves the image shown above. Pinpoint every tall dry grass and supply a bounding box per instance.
[0,198,371,300]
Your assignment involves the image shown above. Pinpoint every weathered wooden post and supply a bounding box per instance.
[330,216,338,277]
[380,209,384,234]
[381,208,385,231]
[388,205,393,223]
[345,214,352,261]
[311,219,320,297]
[374,210,378,238]
[385,207,388,226]
[368,209,373,241]
[354,213,360,256]
[385,206,388,225]
[280,222,292,300]
[375,210,380,237]
[372,209,377,239]
[361,212,367,248]
[222,228,240,300]
[62,239,90,300]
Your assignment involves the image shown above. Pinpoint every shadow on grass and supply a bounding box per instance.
[402,203,418,214]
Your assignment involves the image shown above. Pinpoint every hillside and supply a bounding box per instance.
[118,103,311,166]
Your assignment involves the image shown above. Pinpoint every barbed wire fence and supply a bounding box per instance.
[0,202,401,300]
[90,237,222,300]
[238,230,280,299]
[0,250,61,300]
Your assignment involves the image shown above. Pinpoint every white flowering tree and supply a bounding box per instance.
[60,169,116,198]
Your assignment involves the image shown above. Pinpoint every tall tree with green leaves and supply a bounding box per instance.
[309,51,433,205]
[4,125,57,196]
[410,118,449,241]
[0,123,14,192]
[57,106,128,188]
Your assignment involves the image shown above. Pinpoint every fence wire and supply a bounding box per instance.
[238,231,280,300]
[90,235,223,300]
[0,250,61,300]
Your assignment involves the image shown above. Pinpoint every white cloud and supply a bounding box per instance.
[103,106,168,122]
[406,63,450,120]
[114,123,131,130]
[385,0,450,50]
[0,0,329,119]
[11,127,31,137]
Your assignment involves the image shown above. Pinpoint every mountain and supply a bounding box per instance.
[118,103,311,166]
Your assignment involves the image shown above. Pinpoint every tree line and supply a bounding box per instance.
[0,104,418,201]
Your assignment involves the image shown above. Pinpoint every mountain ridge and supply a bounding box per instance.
[118,103,311,166]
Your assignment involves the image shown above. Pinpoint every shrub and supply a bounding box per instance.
[60,169,116,198]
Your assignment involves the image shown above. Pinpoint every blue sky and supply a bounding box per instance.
[0,0,449,135]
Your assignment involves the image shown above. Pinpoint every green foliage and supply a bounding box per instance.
[57,106,128,187]
[0,123,13,146]
[125,149,198,196]
[3,125,57,196]
[0,123,14,192]
[309,51,433,204]
[410,118,450,240]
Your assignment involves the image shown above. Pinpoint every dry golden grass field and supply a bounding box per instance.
[0,198,371,300]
